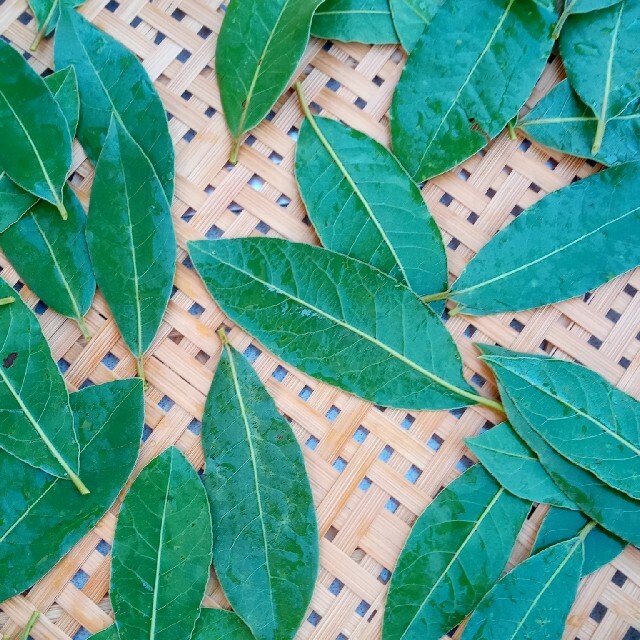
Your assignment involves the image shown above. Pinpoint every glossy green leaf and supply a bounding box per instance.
[519,80,640,166]
[554,0,623,39]
[0,185,95,336]
[0,39,71,218]
[55,8,175,202]
[28,0,87,46]
[203,337,318,640]
[0,379,144,602]
[89,627,119,640]
[0,173,37,233]
[216,0,324,161]
[560,1,640,153]
[311,0,399,44]
[445,161,640,315]
[466,422,575,508]
[533,507,625,575]
[295,108,447,299]
[383,465,529,640]
[461,537,585,639]
[87,118,176,380]
[111,447,212,640]
[191,609,254,640]
[389,0,444,52]
[44,67,79,137]
[188,238,497,411]
[390,0,554,181]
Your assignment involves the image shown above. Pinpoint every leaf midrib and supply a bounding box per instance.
[597,1,624,124]
[522,111,639,126]
[315,9,389,15]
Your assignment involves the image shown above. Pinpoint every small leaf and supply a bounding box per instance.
[0,379,144,602]
[202,335,319,640]
[0,172,37,233]
[111,447,212,640]
[28,0,87,47]
[389,0,445,52]
[466,422,575,508]
[44,66,79,137]
[383,465,530,640]
[191,609,254,640]
[553,0,623,40]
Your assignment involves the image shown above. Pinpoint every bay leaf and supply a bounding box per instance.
[89,627,119,640]
[87,117,176,382]
[111,447,212,640]
[518,80,640,166]
[188,238,500,411]
[390,0,555,181]
[553,0,623,39]
[383,464,529,640]
[560,1,640,153]
[191,609,254,640]
[44,67,79,138]
[465,422,575,508]
[202,334,319,640]
[216,0,324,162]
[0,184,95,337]
[0,379,144,602]
[28,0,87,50]
[0,39,72,219]
[389,0,444,52]
[460,537,585,639]
[55,7,175,202]
[0,173,37,233]
[441,160,640,315]
[311,0,399,44]
[295,99,447,300]
[533,507,625,575]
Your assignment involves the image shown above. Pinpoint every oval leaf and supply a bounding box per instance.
[0,379,144,602]
[0,172,37,233]
[390,0,554,181]
[389,0,444,52]
[44,66,79,137]
[383,465,530,640]
[192,609,254,640]
[111,447,212,640]
[28,0,87,43]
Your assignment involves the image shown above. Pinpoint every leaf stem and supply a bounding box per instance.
[217,327,230,346]
[136,355,146,387]
[229,137,242,164]
[76,315,91,340]
[53,196,69,221]
[553,0,576,39]
[30,0,59,51]
[0,296,15,306]
[578,520,597,541]
[507,119,517,140]
[420,290,451,304]
[592,118,607,154]
[20,611,40,640]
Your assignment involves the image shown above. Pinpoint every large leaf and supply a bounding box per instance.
[216,0,324,162]
[87,118,176,381]
[0,379,144,602]
[295,105,447,299]
[0,185,95,337]
[55,8,175,202]
[560,1,640,153]
[390,0,554,181]
[44,67,79,137]
[519,80,640,166]
[28,0,87,48]
[111,447,212,640]
[202,335,318,640]
[383,465,529,640]
[466,422,575,508]
[188,238,498,411]
[533,507,625,575]
[0,173,37,233]
[443,161,640,315]
[0,40,71,218]
[311,0,399,44]
[389,0,445,52]
[460,538,585,639]
[191,609,254,640]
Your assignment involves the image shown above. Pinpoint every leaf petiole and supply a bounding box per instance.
[552,0,576,40]
[19,611,40,640]
[30,0,59,51]
[77,315,91,340]
[0,296,15,306]
[420,290,451,304]
[578,520,597,541]
[592,118,607,154]
[229,137,242,164]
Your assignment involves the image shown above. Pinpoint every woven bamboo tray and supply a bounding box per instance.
[1,0,639,638]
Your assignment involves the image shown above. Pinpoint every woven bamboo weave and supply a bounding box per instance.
[0,0,639,638]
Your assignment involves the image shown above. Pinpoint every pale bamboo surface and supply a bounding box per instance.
[0,0,639,638]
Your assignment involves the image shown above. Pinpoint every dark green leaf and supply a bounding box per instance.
[389,0,444,52]
[44,66,79,137]
[55,8,175,202]
[188,238,496,411]
[0,184,95,337]
[447,161,640,315]
[0,172,37,233]
[391,0,554,181]
[111,447,212,640]
[533,507,625,575]
[466,422,575,508]
[28,0,87,44]
[87,118,176,380]
[89,627,119,640]
[383,465,529,640]
[0,379,144,602]
[191,609,254,640]
[461,538,584,639]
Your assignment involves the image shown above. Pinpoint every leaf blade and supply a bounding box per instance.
[44,66,79,137]
[191,609,254,640]
[389,0,445,52]
[0,173,38,233]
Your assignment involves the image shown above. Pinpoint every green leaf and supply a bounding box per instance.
[311,0,399,44]
[391,0,554,181]
[202,335,318,640]
[466,422,575,508]
[191,609,254,640]
[389,0,445,52]
[44,67,79,138]
[87,118,176,381]
[216,0,324,162]
[533,507,625,575]
[560,1,640,152]
[446,161,640,315]
[89,627,119,640]
[519,80,640,166]
[0,379,144,602]
[28,0,87,46]
[0,40,71,218]
[111,447,212,640]
[0,172,37,233]
[295,104,447,300]
[54,8,175,202]
[383,465,529,640]
[0,184,95,337]
[461,537,585,639]
[188,238,498,411]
